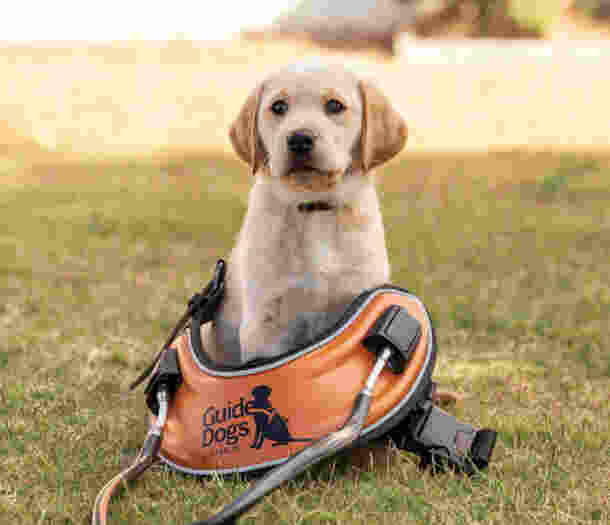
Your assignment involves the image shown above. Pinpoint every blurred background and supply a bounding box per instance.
[2,0,610,166]
[3,3,610,524]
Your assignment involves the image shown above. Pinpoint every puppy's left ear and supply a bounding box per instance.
[229,84,265,175]
[358,80,408,172]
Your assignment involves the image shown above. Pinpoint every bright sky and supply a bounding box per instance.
[2,0,299,41]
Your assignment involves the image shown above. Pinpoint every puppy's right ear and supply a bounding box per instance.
[229,84,265,175]
[358,80,408,172]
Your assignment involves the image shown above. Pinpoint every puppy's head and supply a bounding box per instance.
[229,62,407,201]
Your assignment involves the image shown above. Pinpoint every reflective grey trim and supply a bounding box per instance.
[188,288,428,377]
[158,453,289,476]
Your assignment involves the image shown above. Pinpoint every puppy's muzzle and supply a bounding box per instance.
[287,129,315,157]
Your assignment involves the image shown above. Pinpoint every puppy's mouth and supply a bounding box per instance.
[282,164,342,192]
[286,161,323,176]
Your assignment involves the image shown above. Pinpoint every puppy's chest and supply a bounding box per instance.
[243,214,365,305]
[272,215,351,275]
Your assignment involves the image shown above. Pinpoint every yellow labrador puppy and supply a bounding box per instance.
[201,61,407,367]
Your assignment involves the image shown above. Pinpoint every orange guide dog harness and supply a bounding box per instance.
[92,260,497,525]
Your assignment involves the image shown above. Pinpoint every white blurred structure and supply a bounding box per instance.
[268,0,423,53]
[2,38,610,157]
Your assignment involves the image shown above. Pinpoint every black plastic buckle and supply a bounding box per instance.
[393,399,497,475]
[145,347,182,415]
[188,259,226,322]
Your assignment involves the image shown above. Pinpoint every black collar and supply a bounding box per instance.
[297,201,335,213]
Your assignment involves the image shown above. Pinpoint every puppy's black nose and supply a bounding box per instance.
[287,130,314,155]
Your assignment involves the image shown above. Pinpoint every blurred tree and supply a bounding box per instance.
[245,0,544,55]
[477,1,507,34]
[269,0,421,55]
[570,0,610,20]
[414,0,542,37]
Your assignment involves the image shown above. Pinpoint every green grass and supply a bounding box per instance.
[509,0,563,34]
[1,151,609,524]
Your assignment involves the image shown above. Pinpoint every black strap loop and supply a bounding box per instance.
[144,347,183,415]
[363,305,421,374]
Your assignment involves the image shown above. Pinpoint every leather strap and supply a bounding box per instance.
[91,431,162,525]
[129,259,226,390]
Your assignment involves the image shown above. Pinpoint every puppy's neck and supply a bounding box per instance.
[296,200,336,213]
[235,173,389,288]
[247,171,379,223]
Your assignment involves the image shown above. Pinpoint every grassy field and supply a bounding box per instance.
[1,150,609,524]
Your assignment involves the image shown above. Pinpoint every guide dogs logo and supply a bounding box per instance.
[202,385,312,451]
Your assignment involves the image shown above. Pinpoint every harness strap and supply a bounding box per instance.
[92,439,159,525]
[389,394,497,475]
[129,259,226,390]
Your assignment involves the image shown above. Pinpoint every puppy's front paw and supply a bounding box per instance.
[431,390,464,406]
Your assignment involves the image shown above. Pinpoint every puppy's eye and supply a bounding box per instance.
[271,100,289,116]
[325,99,345,115]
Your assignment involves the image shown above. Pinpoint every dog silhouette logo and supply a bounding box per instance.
[248,385,313,449]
